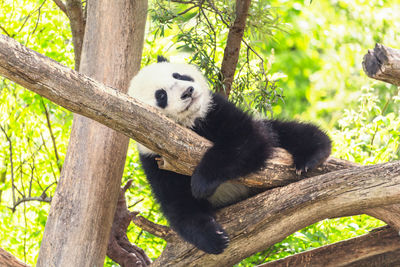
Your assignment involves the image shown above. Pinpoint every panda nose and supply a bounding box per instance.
[181,86,194,100]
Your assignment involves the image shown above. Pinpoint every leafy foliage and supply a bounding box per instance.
[0,0,73,263]
[0,0,399,266]
[147,0,284,116]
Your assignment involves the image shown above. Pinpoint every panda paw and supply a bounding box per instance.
[182,215,229,254]
[294,151,329,175]
[191,171,221,199]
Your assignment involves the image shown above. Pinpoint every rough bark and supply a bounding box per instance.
[366,204,400,230]
[36,1,147,266]
[0,248,30,267]
[259,226,400,267]
[153,161,400,267]
[218,0,251,97]
[362,43,400,86]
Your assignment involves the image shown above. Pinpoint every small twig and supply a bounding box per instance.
[41,98,61,172]
[132,212,173,241]
[10,196,52,212]
[30,0,46,36]
[0,25,11,37]
[128,198,144,209]
[0,124,16,207]
[39,132,60,181]
[41,182,57,198]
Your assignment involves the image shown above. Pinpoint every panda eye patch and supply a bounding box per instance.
[155,89,168,109]
[172,72,194,82]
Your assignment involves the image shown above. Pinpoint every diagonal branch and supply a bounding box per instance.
[153,161,400,266]
[217,0,251,97]
[0,34,352,191]
[259,226,400,267]
[52,0,67,15]
[0,247,30,267]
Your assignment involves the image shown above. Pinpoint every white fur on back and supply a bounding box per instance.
[128,62,212,155]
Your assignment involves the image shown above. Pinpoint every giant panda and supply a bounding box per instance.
[128,56,332,254]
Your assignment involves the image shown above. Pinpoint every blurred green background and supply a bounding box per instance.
[0,0,399,266]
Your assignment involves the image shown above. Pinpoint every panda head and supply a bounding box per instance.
[128,56,212,127]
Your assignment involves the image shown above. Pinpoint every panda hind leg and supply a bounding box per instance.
[268,120,332,174]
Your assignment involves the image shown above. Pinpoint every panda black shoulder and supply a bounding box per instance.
[192,93,260,144]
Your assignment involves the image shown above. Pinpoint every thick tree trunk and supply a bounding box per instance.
[36,1,147,266]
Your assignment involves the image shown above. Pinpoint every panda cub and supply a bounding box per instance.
[128,56,331,254]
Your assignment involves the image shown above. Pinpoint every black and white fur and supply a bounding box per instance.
[128,56,332,254]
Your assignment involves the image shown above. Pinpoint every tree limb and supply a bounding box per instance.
[52,0,67,15]
[217,0,251,97]
[259,226,400,267]
[10,196,52,212]
[64,0,86,70]
[362,43,400,86]
[153,161,400,266]
[0,247,30,267]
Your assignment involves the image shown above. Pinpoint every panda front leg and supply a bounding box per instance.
[154,178,229,254]
[268,120,332,174]
[191,133,274,200]
[140,155,229,254]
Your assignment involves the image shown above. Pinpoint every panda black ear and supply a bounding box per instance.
[157,55,169,63]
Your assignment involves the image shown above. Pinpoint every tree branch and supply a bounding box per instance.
[217,0,251,97]
[65,0,85,70]
[0,247,30,267]
[10,196,52,212]
[362,43,400,86]
[259,226,400,267]
[52,0,67,15]
[40,98,61,172]
[153,161,400,266]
